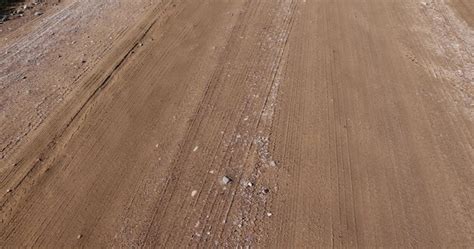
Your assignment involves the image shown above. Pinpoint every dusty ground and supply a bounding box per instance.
[0,0,155,160]
[0,0,473,247]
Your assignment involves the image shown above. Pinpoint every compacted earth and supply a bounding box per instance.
[0,0,473,247]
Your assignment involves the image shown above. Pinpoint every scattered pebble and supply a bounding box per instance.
[266,212,272,217]
[6,189,12,193]
[222,176,232,185]
[77,234,82,239]
[191,190,197,197]
[209,170,215,174]
[269,160,277,167]
[193,146,199,152]
[34,11,43,16]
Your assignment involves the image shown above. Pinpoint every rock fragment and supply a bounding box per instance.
[222,176,232,185]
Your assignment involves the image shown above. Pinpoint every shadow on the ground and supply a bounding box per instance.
[1,0,26,16]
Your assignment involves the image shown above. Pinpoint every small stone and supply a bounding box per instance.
[266,212,272,217]
[193,146,199,152]
[191,190,197,197]
[222,176,232,185]
[0,15,8,23]
[269,160,277,167]
[6,189,12,193]
[209,170,215,174]
[138,42,144,47]
[34,11,43,16]
[262,188,270,194]
[77,234,82,239]
[247,182,253,187]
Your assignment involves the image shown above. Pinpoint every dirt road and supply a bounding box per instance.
[1,0,473,247]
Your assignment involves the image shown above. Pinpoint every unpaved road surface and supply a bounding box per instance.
[1,0,473,247]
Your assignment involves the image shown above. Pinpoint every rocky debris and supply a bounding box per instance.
[34,11,44,16]
[0,15,8,23]
[191,190,197,197]
[77,234,82,239]
[266,212,272,217]
[221,176,232,185]
[241,179,254,187]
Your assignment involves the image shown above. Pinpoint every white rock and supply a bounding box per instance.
[222,176,232,185]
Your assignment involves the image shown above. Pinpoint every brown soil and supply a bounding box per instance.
[0,0,473,247]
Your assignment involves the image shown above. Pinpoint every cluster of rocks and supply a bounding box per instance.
[0,0,45,23]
